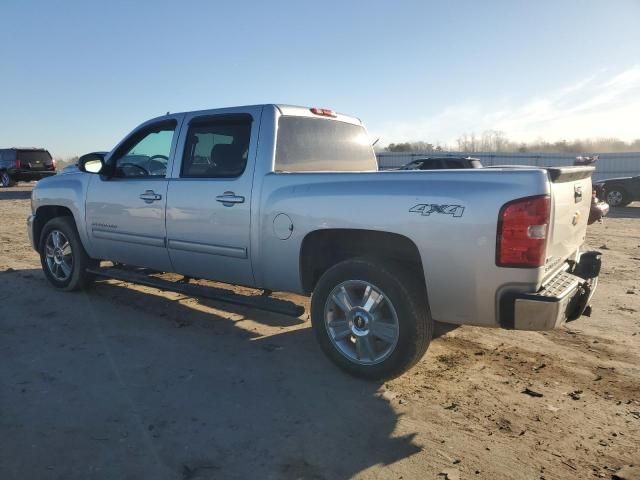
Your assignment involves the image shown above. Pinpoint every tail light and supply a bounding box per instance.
[16,158,21,169]
[496,195,550,268]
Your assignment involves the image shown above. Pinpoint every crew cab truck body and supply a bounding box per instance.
[27,104,601,379]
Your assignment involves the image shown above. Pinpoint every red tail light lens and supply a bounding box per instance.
[496,195,550,268]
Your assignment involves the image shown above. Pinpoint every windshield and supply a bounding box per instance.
[275,116,377,172]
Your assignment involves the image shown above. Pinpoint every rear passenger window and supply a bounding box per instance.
[419,160,442,170]
[444,159,464,169]
[181,116,252,178]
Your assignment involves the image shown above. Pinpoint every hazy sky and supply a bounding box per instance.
[1,0,639,157]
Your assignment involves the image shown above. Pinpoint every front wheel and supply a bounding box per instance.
[39,216,97,291]
[311,258,432,380]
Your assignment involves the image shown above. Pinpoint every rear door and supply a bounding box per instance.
[443,159,465,169]
[418,159,444,170]
[165,108,261,286]
[85,117,183,271]
[631,176,640,199]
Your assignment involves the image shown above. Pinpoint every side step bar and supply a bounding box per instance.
[87,266,305,318]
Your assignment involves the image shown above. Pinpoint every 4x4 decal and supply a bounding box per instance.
[409,204,465,218]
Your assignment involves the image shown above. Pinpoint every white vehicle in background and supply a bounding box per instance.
[27,104,601,379]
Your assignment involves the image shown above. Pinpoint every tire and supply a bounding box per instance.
[0,171,15,188]
[39,216,97,291]
[606,187,630,207]
[311,258,433,380]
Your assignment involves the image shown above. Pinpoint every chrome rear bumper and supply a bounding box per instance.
[502,251,601,331]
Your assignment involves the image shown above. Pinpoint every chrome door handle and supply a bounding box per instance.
[139,190,162,203]
[216,192,245,206]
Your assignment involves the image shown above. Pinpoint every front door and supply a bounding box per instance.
[85,118,182,271]
[165,111,259,286]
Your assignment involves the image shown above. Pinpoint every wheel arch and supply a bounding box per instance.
[606,183,628,193]
[299,228,427,296]
[34,205,76,252]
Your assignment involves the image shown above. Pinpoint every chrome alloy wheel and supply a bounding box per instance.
[607,190,623,207]
[324,280,400,365]
[45,230,74,281]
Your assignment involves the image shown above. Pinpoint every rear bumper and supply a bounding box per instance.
[502,251,601,331]
[11,169,56,181]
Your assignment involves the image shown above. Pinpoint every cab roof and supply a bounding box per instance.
[160,104,363,126]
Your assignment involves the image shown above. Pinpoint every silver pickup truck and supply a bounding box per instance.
[27,104,601,379]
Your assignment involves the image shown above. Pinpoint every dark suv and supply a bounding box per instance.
[399,156,483,170]
[0,148,57,187]
[594,176,640,207]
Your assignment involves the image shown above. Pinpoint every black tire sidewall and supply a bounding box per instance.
[311,258,432,380]
[39,217,91,291]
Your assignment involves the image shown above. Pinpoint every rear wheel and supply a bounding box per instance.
[607,188,630,207]
[39,216,97,291]
[0,171,15,188]
[311,258,432,380]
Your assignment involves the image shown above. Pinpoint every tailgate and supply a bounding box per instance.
[544,166,594,278]
[16,150,52,170]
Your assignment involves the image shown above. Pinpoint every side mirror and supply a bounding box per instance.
[78,152,106,174]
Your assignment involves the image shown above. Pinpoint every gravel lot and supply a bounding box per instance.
[1,184,639,480]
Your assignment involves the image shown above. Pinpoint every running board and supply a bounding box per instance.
[87,266,305,318]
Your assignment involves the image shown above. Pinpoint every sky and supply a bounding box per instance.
[1,0,639,158]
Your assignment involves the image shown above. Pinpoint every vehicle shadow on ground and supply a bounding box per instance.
[606,204,640,219]
[0,189,32,200]
[1,269,426,480]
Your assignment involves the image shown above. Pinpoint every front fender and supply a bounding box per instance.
[31,173,93,255]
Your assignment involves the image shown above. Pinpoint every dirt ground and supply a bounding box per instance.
[1,184,639,480]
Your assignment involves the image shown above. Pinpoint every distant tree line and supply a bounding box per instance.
[385,141,444,153]
[383,131,640,154]
[55,156,79,170]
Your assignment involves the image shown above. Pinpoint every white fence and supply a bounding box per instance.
[376,152,640,182]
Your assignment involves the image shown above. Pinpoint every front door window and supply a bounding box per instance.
[111,122,176,178]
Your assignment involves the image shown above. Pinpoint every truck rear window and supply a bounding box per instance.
[275,117,377,172]
[17,150,52,163]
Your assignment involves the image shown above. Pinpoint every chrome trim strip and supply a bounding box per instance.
[168,239,247,259]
